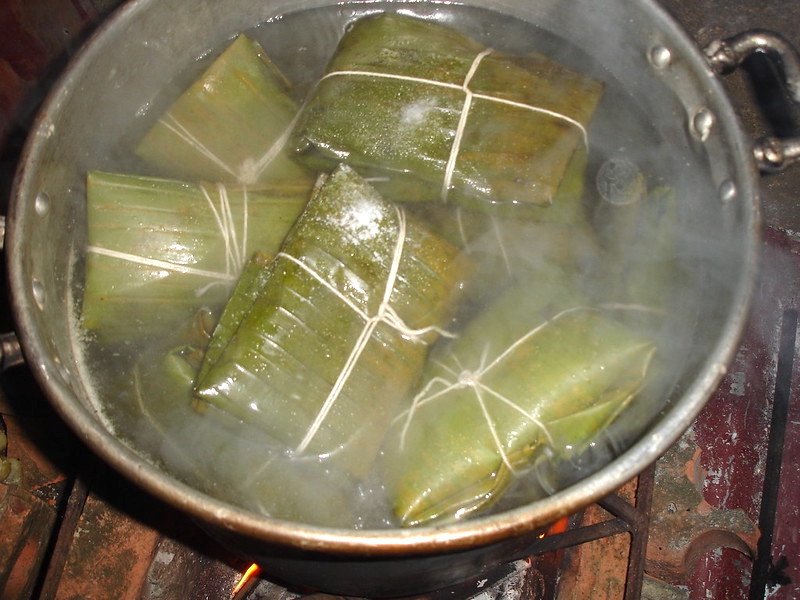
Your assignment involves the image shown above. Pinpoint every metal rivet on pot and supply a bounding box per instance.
[596,158,645,205]
[649,45,672,69]
[35,192,50,216]
[691,108,715,142]
[32,278,45,309]
[719,180,737,203]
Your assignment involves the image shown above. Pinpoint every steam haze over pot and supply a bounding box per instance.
[6,1,761,591]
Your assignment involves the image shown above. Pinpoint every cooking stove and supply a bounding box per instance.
[1,1,799,599]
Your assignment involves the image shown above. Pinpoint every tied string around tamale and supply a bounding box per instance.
[159,110,302,185]
[395,305,657,475]
[86,182,248,294]
[451,206,514,275]
[319,48,589,203]
[277,205,456,455]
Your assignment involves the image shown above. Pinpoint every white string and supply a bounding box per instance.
[489,214,513,275]
[277,250,455,340]
[292,206,452,454]
[598,302,665,316]
[86,246,235,281]
[198,183,248,277]
[240,111,304,185]
[277,253,368,320]
[454,207,471,252]
[472,92,588,145]
[160,115,239,178]
[89,183,248,289]
[472,383,517,474]
[319,62,589,162]
[441,48,493,202]
[477,306,585,375]
[397,306,594,457]
[161,99,301,185]
[396,304,658,470]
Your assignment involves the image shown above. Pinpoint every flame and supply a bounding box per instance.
[232,563,261,597]
[546,516,570,536]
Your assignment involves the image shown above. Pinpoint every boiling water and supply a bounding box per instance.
[79,2,705,529]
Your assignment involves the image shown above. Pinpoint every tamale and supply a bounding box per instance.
[82,171,311,343]
[383,282,656,527]
[135,35,309,184]
[194,165,471,478]
[130,323,358,528]
[293,13,603,210]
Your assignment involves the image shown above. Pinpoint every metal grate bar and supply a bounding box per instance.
[748,309,797,599]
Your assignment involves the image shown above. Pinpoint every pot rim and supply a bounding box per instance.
[6,0,762,556]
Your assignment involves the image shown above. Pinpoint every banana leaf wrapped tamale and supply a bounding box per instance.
[383,281,656,526]
[194,165,472,478]
[135,35,309,184]
[293,13,603,211]
[82,171,311,343]
[129,317,359,528]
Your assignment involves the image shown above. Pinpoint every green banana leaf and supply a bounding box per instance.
[135,34,310,184]
[292,13,603,211]
[195,251,273,384]
[129,317,359,528]
[82,171,311,344]
[383,282,656,527]
[194,165,472,478]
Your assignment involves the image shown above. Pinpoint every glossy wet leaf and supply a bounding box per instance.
[384,283,656,526]
[293,13,603,210]
[131,325,358,527]
[194,165,471,478]
[135,35,310,184]
[83,171,311,343]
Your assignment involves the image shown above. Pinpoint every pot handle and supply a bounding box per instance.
[0,215,24,371]
[705,30,800,173]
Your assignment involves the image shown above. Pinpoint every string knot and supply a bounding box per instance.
[294,205,453,454]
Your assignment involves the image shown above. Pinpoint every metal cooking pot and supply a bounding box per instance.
[4,0,800,596]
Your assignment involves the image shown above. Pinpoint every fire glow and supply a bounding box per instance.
[231,563,261,598]
[546,516,570,536]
